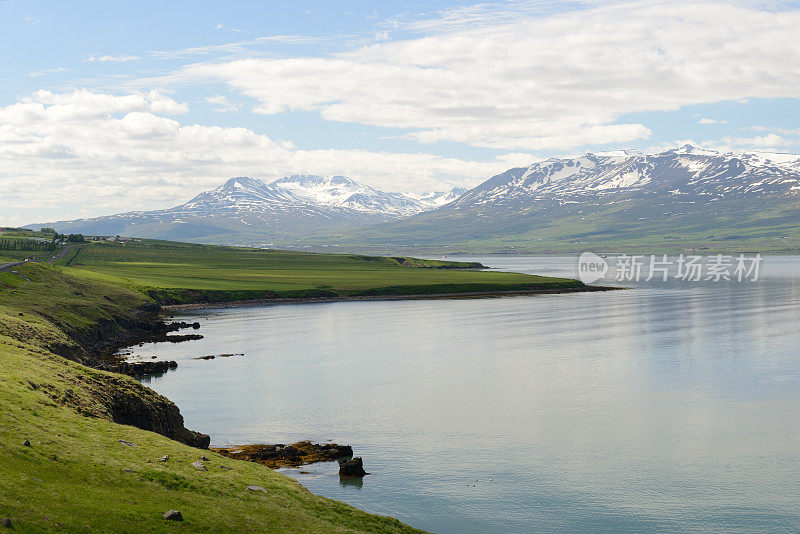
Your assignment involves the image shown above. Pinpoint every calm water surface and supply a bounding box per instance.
[129,256,800,533]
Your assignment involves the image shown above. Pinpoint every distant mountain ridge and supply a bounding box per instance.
[345,145,800,252]
[31,175,467,243]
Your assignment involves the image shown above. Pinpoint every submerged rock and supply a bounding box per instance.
[338,457,367,477]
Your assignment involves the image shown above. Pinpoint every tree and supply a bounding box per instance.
[67,234,86,243]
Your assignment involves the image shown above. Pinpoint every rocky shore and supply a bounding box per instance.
[212,441,355,469]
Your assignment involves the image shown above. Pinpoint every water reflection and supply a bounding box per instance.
[339,476,364,490]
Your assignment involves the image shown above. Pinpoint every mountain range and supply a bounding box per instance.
[32,175,466,244]
[31,146,800,252]
[345,145,800,252]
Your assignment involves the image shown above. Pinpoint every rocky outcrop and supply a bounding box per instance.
[42,366,210,449]
[213,441,353,469]
[338,457,367,477]
[102,375,210,449]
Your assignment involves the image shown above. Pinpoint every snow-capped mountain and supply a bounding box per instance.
[33,175,466,243]
[353,145,800,251]
[450,145,800,210]
[173,175,463,218]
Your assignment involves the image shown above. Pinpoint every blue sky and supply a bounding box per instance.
[1,0,799,224]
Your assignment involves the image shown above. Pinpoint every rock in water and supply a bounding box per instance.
[191,460,207,471]
[338,457,367,477]
[163,510,183,521]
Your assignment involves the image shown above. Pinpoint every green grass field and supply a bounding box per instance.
[58,240,582,303]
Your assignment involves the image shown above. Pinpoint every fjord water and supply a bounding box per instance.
[132,256,800,533]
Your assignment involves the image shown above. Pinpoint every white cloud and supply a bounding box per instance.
[0,90,518,225]
[204,95,241,113]
[26,67,67,77]
[722,133,795,148]
[86,54,140,63]
[750,125,800,135]
[698,117,728,125]
[177,1,800,151]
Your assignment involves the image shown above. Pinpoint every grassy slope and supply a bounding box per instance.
[0,263,422,533]
[59,241,582,304]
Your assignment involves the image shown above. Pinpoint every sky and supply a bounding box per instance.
[2,0,800,226]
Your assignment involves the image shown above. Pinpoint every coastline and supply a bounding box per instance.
[163,284,621,311]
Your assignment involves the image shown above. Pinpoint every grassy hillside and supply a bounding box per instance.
[0,262,422,533]
[58,240,583,304]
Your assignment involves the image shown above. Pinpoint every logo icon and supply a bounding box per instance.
[578,252,608,284]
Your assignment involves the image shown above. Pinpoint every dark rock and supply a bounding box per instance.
[164,334,203,343]
[219,465,232,470]
[200,455,210,461]
[246,485,267,493]
[97,360,178,378]
[196,355,215,360]
[163,510,183,521]
[158,455,169,462]
[191,460,207,471]
[338,457,367,477]
[18,312,23,317]
[192,322,200,329]
[122,468,134,473]
[1,518,11,528]
[22,439,31,447]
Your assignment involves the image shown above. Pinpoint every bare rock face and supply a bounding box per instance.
[98,374,211,449]
[338,456,367,477]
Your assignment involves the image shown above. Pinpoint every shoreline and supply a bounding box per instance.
[163,285,621,311]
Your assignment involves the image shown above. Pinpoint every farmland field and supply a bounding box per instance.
[58,240,582,301]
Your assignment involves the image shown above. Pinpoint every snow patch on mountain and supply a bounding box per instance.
[451,146,800,210]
